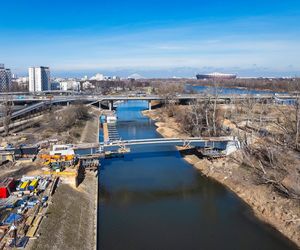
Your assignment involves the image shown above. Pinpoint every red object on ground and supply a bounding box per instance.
[0,178,15,198]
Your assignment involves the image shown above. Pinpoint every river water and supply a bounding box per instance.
[187,84,277,95]
[98,101,295,250]
[188,85,296,105]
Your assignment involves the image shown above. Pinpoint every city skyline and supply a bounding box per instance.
[0,0,300,77]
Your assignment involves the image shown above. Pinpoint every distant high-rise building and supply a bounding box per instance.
[0,64,12,92]
[29,66,50,92]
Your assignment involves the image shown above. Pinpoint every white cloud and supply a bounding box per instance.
[1,16,300,75]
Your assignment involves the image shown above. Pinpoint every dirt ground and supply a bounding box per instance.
[0,106,100,146]
[0,163,42,180]
[143,109,300,248]
[27,173,97,250]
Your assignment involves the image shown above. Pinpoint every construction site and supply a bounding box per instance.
[0,137,102,249]
[0,104,102,249]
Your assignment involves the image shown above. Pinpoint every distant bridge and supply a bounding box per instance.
[0,93,297,121]
[0,98,82,123]
[0,93,297,104]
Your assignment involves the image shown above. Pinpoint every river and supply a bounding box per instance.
[98,100,296,250]
[187,84,277,95]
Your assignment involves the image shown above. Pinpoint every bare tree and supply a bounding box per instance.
[175,96,227,137]
[1,95,14,136]
[157,82,184,100]
[241,141,300,199]
[48,104,90,133]
[273,97,300,150]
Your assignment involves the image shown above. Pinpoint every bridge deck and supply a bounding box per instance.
[0,94,297,103]
[1,93,297,120]
[100,137,238,152]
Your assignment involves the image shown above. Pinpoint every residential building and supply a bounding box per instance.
[51,82,60,90]
[82,81,95,89]
[28,66,50,92]
[16,77,29,84]
[0,64,12,92]
[59,81,80,91]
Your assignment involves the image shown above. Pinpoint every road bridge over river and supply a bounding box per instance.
[0,93,297,121]
[0,93,296,103]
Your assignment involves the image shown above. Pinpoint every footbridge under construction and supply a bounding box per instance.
[74,136,240,157]
[104,137,239,155]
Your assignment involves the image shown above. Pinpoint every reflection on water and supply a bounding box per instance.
[98,101,296,250]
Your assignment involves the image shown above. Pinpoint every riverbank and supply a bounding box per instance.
[28,173,97,250]
[142,109,300,248]
[0,105,100,250]
[80,107,101,143]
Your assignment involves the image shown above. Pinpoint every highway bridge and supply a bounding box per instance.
[0,93,296,103]
[0,97,84,123]
[0,93,297,121]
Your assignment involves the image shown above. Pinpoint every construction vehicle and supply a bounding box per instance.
[40,154,75,165]
[40,154,74,163]
[39,154,78,173]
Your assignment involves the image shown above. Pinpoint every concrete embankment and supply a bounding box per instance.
[80,108,101,143]
[94,172,98,250]
[81,106,100,250]
[86,107,100,250]
[29,174,97,250]
[142,110,300,248]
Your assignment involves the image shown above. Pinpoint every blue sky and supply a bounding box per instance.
[0,0,300,77]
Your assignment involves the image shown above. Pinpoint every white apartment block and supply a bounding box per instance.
[28,66,50,92]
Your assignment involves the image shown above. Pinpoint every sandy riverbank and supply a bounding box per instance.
[142,110,300,248]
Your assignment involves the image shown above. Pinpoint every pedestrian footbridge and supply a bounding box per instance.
[99,137,240,156]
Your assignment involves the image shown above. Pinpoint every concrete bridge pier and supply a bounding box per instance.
[98,101,102,110]
[108,101,113,111]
